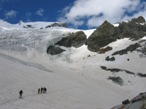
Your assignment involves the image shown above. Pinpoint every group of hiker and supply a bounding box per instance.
[19,87,47,99]
[38,87,47,94]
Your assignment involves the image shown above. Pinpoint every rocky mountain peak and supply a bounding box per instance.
[86,16,146,52]
[86,21,118,52]
[98,20,114,31]
[131,16,145,23]
[46,16,146,55]
[45,22,67,28]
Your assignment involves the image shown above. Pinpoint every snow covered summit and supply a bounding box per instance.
[0,20,67,30]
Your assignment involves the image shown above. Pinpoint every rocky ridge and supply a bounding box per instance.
[47,31,87,55]
[87,16,146,52]
[47,16,146,55]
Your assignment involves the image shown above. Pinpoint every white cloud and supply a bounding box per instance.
[87,16,105,28]
[60,0,145,28]
[5,10,17,19]
[123,2,146,21]
[36,8,44,16]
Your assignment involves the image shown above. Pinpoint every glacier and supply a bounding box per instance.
[0,20,146,109]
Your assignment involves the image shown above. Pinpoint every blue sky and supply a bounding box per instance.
[0,0,146,29]
[0,0,74,22]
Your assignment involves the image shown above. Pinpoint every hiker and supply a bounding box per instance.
[41,87,43,93]
[38,88,40,94]
[43,87,47,93]
[19,90,23,98]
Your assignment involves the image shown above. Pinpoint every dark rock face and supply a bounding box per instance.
[87,21,119,52]
[23,25,34,28]
[47,45,65,55]
[46,23,67,28]
[87,16,146,52]
[118,20,146,40]
[131,16,145,23]
[137,73,146,77]
[105,56,115,61]
[112,43,141,55]
[101,66,146,78]
[122,99,130,105]
[137,40,146,57]
[46,16,146,55]
[100,66,135,75]
[118,16,146,40]
[56,31,87,48]
[107,76,123,86]
[46,31,86,55]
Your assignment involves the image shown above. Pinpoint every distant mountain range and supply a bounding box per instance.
[0,20,67,29]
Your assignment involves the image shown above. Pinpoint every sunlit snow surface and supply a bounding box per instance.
[0,21,146,109]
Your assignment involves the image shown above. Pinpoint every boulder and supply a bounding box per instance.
[122,99,130,105]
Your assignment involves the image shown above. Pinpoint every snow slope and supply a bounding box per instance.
[0,54,127,109]
[0,20,146,109]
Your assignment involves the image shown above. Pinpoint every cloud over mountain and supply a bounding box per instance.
[60,0,146,28]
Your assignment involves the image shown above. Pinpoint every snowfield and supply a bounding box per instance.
[0,21,146,109]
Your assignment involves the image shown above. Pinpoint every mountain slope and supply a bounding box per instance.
[0,17,146,109]
[0,52,130,109]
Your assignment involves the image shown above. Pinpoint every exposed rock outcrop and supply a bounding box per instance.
[46,31,87,55]
[131,16,145,23]
[56,31,87,48]
[87,21,119,52]
[87,16,146,52]
[105,56,115,61]
[100,66,135,75]
[118,17,146,40]
[23,25,34,28]
[112,43,141,55]
[45,22,67,28]
[46,16,146,55]
[107,76,123,86]
[47,45,65,55]
[112,92,146,109]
